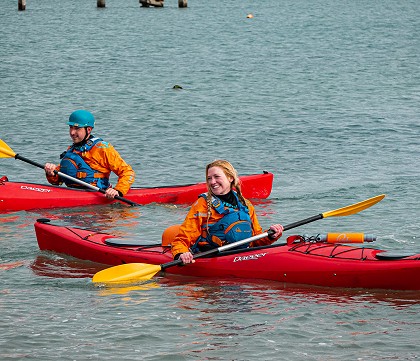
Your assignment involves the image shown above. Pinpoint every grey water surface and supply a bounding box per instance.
[1,0,419,360]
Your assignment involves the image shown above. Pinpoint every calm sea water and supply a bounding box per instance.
[1,0,419,360]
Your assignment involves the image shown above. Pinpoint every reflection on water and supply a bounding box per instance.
[31,254,104,279]
[159,275,420,311]
[31,254,160,300]
[25,253,420,360]
[32,204,141,232]
[30,253,420,309]
[0,260,25,271]
[97,282,160,297]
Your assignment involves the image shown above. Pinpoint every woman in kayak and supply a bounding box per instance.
[44,110,135,199]
[171,159,284,264]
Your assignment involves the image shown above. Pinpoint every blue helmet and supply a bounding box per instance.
[67,110,95,128]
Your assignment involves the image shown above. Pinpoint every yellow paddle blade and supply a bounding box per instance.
[322,194,385,218]
[0,139,16,158]
[92,263,162,285]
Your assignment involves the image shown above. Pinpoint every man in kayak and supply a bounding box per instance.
[171,159,284,264]
[44,110,135,199]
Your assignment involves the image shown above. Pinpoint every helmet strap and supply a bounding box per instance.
[83,127,92,142]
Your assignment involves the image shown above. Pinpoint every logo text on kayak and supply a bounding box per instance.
[21,185,52,193]
[233,253,267,262]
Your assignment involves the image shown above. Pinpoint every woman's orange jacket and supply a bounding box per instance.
[171,196,278,257]
[46,140,135,195]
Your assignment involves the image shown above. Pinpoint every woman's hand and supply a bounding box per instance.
[105,187,120,199]
[269,224,284,239]
[179,252,195,264]
[44,163,57,176]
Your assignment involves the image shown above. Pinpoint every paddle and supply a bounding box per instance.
[0,139,138,206]
[92,193,385,284]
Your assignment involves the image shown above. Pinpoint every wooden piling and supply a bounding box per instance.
[97,0,106,8]
[18,0,26,11]
[178,0,187,7]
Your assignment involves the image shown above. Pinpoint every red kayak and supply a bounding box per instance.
[34,219,420,290]
[0,171,273,212]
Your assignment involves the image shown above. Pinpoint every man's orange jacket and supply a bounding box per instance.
[46,140,135,195]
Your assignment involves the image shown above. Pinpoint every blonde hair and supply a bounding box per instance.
[204,160,247,225]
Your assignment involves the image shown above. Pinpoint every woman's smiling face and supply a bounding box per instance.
[206,166,233,196]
